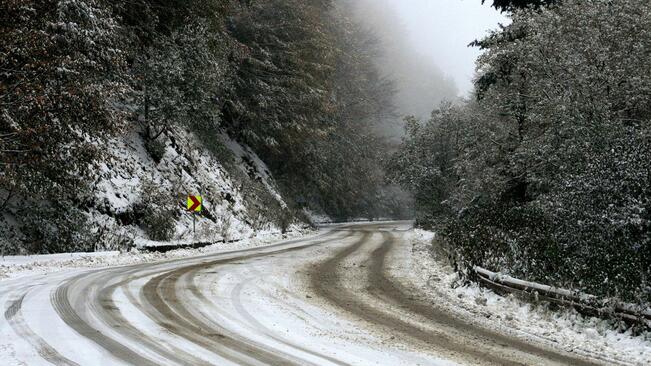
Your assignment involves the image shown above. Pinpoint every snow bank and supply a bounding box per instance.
[0,227,311,282]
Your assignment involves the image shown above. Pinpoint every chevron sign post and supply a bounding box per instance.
[187,195,202,212]
[187,195,202,236]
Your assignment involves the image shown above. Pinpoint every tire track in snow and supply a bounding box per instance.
[224,253,352,366]
[5,292,80,366]
[142,261,285,365]
[95,269,213,365]
[139,232,354,365]
[51,274,160,366]
[307,225,603,366]
[44,229,347,365]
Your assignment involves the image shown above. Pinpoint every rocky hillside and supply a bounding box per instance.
[1,122,301,254]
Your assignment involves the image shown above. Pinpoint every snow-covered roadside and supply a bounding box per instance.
[404,229,651,366]
[0,226,312,282]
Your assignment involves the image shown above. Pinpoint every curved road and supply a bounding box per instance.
[0,222,606,365]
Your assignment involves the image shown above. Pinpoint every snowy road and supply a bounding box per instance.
[0,222,606,365]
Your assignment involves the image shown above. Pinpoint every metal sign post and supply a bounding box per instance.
[187,195,202,238]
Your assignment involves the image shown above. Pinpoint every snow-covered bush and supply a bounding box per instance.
[217,213,232,242]
[21,206,97,254]
[136,178,178,241]
[144,137,166,164]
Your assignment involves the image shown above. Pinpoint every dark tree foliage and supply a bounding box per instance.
[482,0,557,12]
[1,0,128,193]
[225,0,336,154]
[224,0,398,220]
[469,23,527,101]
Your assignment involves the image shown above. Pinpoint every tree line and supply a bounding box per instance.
[389,0,650,305]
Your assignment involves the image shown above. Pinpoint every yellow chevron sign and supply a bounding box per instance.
[187,195,202,212]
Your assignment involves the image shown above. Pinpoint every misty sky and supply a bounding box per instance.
[388,0,509,96]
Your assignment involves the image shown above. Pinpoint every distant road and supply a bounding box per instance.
[0,222,604,365]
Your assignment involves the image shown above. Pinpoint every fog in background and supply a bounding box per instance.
[340,0,508,138]
[393,0,509,96]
